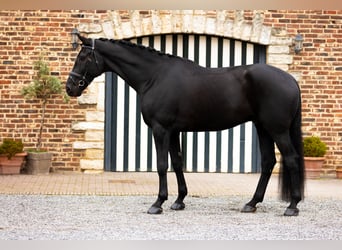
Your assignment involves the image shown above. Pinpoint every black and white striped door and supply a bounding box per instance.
[104,34,265,173]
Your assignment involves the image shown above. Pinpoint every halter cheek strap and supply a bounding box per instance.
[69,38,99,87]
[81,39,99,64]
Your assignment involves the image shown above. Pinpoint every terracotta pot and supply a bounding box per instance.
[0,152,27,174]
[336,168,342,179]
[304,157,325,179]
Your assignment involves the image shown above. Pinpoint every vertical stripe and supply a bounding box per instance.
[123,82,130,172]
[192,35,199,172]
[239,41,247,173]
[104,73,111,171]
[186,35,194,172]
[147,36,155,171]
[176,34,185,171]
[128,81,137,171]
[233,40,242,173]
[216,37,223,173]
[229,39,235,66]
[104,72,117,171]
[112,74,118,171]
[228,129,234,173]
[221,39,230,173]
[161,34,167,53]
[135,37,142,172]
[244,122,253,172]
[135,93,141,172]
[227,40,235,173]
[172,34,178,55]
[244,44,255,173]
[181,34,188,171]
[138,37,149,171]
[197,36,206,172]
[116,77,125,171]
[204,36,211,172]
[209,37,218,173]
[239,123,246,173]
[252,44,264,173]
[232,126,240,173]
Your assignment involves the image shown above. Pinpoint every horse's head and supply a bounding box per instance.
[66,35,104,97]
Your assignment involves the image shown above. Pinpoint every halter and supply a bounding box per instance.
[69,39,99,88]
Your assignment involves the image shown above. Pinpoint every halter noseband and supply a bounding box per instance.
[69,39,99,88]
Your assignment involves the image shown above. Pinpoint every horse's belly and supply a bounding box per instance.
[176,109,252,132]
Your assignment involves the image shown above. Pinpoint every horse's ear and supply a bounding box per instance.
[78,34,91,46]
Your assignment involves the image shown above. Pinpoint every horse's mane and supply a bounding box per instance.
[98,37,190,63]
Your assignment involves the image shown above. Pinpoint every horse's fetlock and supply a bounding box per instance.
[158,194,168,202]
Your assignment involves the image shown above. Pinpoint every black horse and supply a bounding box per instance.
[66,35,305,216]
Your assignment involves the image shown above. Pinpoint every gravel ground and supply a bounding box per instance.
[0,194,342,240]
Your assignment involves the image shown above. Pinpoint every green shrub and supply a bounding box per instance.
[0,139,24,159]
[303,136,327,157]
[21,54,69,151]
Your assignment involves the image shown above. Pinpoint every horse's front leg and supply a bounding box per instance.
[147,125,170,214]
[169,131,187,210]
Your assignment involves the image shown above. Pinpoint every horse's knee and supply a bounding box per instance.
[171,152,183,169]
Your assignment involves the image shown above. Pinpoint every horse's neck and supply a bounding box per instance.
[100,40,163,94]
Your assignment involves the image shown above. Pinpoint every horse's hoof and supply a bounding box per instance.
[241,204,257,213]
[171,202,185,210]
[284,208,299,216]
[147,206,163,214]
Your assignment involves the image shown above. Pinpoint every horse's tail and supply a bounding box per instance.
[279,95,305,202]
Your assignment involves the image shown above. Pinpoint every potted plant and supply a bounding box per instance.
[336,160,342,179]
[0,139,27,174]
[303,136,327,179]
[21,54,69,174]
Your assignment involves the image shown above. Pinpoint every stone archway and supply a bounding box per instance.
[72,10,294,172]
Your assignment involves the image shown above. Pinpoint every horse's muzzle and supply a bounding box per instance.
[66,78,82,97]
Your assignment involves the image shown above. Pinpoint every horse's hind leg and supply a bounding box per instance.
[242,125,276,213]
[274,133,302,216]
[169,131,188,210]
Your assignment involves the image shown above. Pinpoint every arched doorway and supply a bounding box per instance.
[104,34,266,173]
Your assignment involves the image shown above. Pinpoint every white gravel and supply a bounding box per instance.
[0,194,341,240]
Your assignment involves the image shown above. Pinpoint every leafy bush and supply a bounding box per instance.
[21,54,69,151]
[303,136,327,157]
[21,55,68,101]
[0,139,24,159]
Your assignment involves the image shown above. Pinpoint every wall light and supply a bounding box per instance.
[71,28,80,50]
[294,33,303,54]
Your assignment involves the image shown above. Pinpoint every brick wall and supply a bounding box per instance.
[0,10,341,173]
[0,10,107,170]
[227,10,342,172]
[264,10,342,172]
